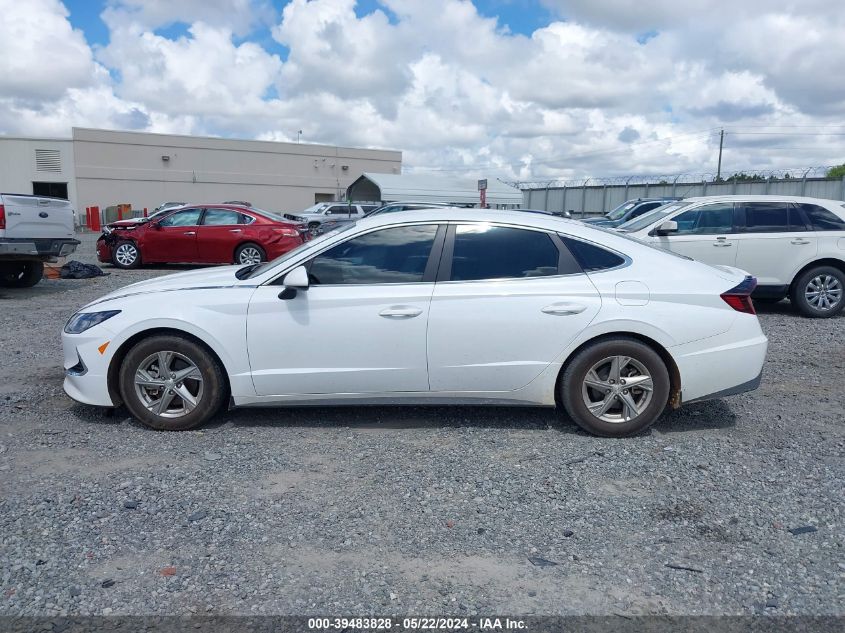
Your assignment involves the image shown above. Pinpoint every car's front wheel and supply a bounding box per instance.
[112,241,141,269]
[119,335,226,431]
[791,265,844,318]
[560,337,671,437]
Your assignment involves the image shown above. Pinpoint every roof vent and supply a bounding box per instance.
[35,149,62,172]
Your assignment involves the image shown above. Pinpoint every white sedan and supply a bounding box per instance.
[62,209,768,437]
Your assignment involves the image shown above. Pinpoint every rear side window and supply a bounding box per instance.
[798,203,845,231]
[561,236,625,272]
[741,202,806,232]
[449,225,561,281]
[202,209,242,225]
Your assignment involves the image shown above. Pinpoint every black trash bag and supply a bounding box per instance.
[60,260,109,279]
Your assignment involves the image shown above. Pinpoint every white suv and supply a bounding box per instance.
[617,195,845,317]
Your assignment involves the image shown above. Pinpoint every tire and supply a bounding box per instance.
[234,242,266,265]
[560,337,671,438]
[308,222,321,237]
[119,335,226,431]
[0,261,43,288]
[790,265,845,318]
[112,240,141,269]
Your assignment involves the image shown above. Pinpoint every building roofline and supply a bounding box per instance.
[71,127,401,156]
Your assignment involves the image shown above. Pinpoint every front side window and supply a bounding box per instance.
[449,225,560,281]
[328,206,351,215]
[202,209,242,225]
[158,209,202,227]
[798,203,845,231]
[740,202,795,233]
[308,225,438,285]
[671,203,734,235]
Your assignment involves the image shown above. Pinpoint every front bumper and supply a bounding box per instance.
[62,329,117,407]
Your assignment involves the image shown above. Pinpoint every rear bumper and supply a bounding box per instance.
[672,317,768,404]
[0,238,79,258]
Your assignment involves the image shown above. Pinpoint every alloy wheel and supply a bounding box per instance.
[133,351,204,419]
[115,243,138,266]
[805,274,842,311]
[238,246,263,264]
[581,355,654,423]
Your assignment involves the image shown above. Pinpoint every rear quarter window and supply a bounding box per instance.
[798,203,845,231]
[560,236,626,272]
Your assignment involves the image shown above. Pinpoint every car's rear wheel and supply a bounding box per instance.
[119,335,226,431]
[112,241,141,269]
[308,222,321,236]
[560,337,670,437]
[234,242,265,265]
[0,261,43,287]
[791,265,844,318]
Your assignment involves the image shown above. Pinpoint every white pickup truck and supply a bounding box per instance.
[0,193,80,287]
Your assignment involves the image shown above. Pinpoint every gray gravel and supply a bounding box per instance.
[0,236,842,616]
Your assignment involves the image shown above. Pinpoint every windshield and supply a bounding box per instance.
[605,201,637,221]
[587,224,692,260]
[617,201,692,232]
[299,203,330,215]
[240,221,357,279]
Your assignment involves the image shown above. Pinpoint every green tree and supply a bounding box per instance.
[826,164,845,179]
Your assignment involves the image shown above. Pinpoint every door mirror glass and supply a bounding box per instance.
[655,220,678,235]
[283,265,310,289]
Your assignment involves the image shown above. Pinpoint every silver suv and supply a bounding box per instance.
[287,203,380,235]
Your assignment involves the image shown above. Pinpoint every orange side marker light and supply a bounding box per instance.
[98,342,110,355]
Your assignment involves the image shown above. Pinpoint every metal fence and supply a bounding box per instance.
[515,167,845,216]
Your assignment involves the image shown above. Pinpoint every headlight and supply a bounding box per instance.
[64,310,121,334]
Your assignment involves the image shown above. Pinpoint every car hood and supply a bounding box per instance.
[83,266,246,308]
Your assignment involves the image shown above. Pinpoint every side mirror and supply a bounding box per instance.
[655,220,678,236]
[278,265,309,300]
[150,222,162,230]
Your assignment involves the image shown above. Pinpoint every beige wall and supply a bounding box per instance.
[71,128,401,214]
[0,138,78,208]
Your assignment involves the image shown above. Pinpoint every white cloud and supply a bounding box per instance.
[1,0,844,181]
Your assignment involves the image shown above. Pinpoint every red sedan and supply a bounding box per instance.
[97,205,308,269]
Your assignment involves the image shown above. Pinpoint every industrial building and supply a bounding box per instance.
[0,128,402,221]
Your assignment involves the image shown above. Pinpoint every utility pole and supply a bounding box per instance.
[297,130,302,143]
[716,129,724,181]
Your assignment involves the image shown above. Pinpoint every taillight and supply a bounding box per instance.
[721,276,757,314]
[0,205,5,230]
[272,226,299,237]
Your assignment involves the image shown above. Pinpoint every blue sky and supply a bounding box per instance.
[64,0,554,48]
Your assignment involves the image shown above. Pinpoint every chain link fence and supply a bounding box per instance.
[511,166,845,216]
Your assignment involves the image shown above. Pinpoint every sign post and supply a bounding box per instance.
[478,179,487,208]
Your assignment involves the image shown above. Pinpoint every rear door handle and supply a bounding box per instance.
[791,239,810,245]
[229,228,243,233]
[183,231,196,236]
[713,241,732,247]
[379,306,423,318]
[542,302,587,316]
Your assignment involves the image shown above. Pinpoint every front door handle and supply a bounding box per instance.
[542,302,587,316]
[229,228,243,233]
[713,241,732,247]
[183,231,196,236]
[791,239,811,245]
[379,306,423,318]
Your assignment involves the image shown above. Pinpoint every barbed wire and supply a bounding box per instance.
[507,165,839,190]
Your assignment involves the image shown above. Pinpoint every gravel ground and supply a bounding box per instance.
[0,236,842,617]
